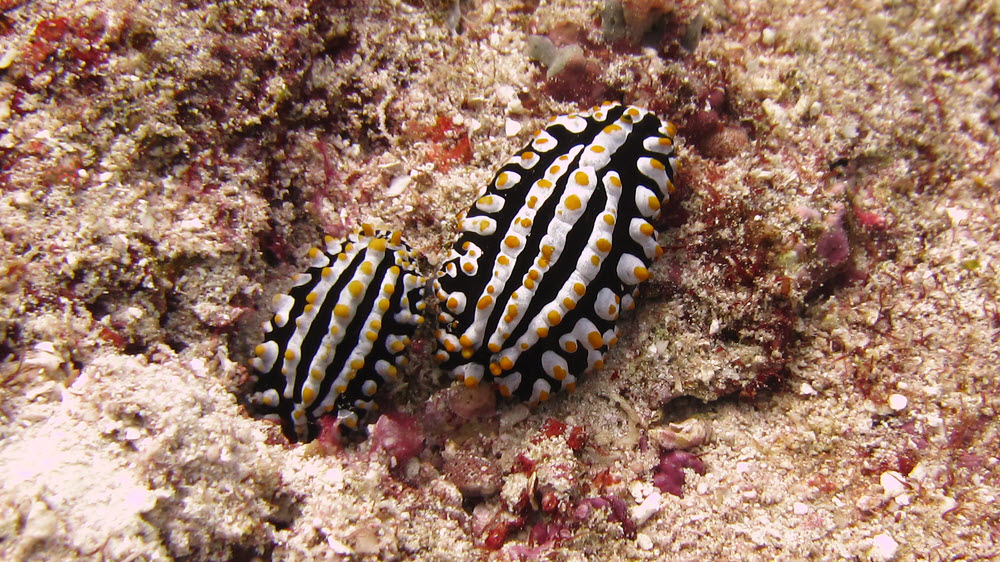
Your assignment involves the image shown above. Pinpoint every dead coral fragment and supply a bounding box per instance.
[601,0,675,44]
[526,36,584,79]
[524,34,605,103]
[648,418,712,451]
[442,441,501,497]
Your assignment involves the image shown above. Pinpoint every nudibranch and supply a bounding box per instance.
[249,225,427,442]
[433,101,678,404]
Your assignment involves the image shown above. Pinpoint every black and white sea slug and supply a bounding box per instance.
[433,101,678,404]
[249,225,427,442]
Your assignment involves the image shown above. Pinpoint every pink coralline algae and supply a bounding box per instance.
[652,450,706,497]
[370,412,425,465]
[817,213,850,266]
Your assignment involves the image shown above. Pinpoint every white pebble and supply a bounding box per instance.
[23,502,58,541]
[799,382,817,396]
[505,118,522,137]
[628,481,647,503]
[386,174,412,197]
[869,533,899,561]
[11,190,32,207]
[945,206,969,223]
[0,46,18,70]
[179,218,205,232]
[840,121,859,139]
[888,394,908,411]
[465,117,484,134]
[880,471,906,498]
[326,537,353,555]
[792,501,809,515]
[940,496,958,515]
[631,491,662,526]
[324,466,344,486]
[123,486,159,513]
[636,532,653,550]
[495,84,517,104]
[761,27,776,45]
[736,461,751,474]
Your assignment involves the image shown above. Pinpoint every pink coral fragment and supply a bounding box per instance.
[370,412,424,464]
[817,218,850,265]
[653,450,706,498]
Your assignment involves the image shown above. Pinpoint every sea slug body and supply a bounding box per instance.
[250,102,678,442]
[433,101,678,404]
[249,225,427,442]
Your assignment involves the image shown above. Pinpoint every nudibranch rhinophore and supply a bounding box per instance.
[249,225,427,442]
[433,101,678,404]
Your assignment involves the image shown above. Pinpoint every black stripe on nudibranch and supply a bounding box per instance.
[433,101,678,404]
[250,225,427,442]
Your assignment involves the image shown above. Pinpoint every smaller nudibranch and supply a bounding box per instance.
[249,225,428,442]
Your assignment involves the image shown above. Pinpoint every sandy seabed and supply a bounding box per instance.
[1,0,998,560]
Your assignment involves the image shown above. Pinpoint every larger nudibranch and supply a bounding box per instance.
[249,225,427,442]
[433,101,678,404]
